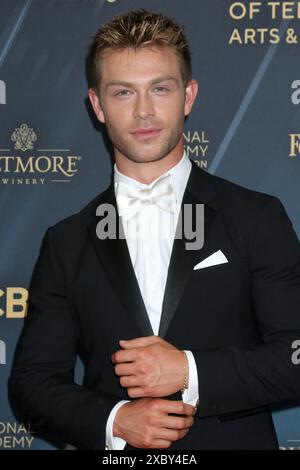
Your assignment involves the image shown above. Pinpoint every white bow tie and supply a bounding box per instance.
[116,174,176,221]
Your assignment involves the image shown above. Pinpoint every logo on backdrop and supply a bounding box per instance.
[0,123,82,185]
[228,2,299,45]
[289,80,300,158]
[0,80,6,104]
[183,129,210,169]
[11,123,37,152]
[0,422,34,449]
[0,287,28,319]
[0,340,6,365]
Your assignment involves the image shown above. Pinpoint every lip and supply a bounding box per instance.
[130,129,161,140]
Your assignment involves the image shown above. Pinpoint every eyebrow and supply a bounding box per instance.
[105,75,179,90]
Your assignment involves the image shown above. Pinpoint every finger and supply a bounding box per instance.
[155,427,189,443]
[127,387,145,398]
[182,403,197,416]
[158,400,196,416]
[119,336,161,349]
[162,414,194,430]
[147,439,172,449]
[120,375,140,388]
[114,363,135,376]
[111,349,136,364]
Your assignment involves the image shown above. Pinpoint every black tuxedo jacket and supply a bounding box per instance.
[8,161,300,450]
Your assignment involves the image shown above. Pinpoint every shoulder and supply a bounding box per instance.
[191,165,291,250]
[193,165,282,219]
[44,189,108,248]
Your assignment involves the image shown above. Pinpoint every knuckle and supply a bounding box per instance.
[147,415,154,426]
[143,438,151,448]
[114,352,120,363]
[140,363,148,375]
[149,402,157,413]
[179,417,186,429]
[177,430,186,441]
[181,429,188,439]
[143,431,153,448]
[139,350,148,361]
[161,441,172,449]
[149,399,160,411]
[119,377,126,387]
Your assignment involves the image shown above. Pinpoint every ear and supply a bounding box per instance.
[184,79,198,117]
[88,88,105,123]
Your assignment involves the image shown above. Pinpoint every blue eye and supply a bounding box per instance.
[116,90,131,96]
[154,86,169,93]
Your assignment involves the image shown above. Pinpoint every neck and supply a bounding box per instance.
[114,142,184,185]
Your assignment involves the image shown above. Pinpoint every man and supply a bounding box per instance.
[8,9,300,450]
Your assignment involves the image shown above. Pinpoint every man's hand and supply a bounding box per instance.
[111,336,186,398]
[113,398,195,449]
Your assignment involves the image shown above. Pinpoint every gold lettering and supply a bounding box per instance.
[16,157,34,173]
[35,156,52,173]
[0,288,4,316]
[0,156,14,172]
[229,28,243,44]
[6,287,28,318]
[289,133,300,157]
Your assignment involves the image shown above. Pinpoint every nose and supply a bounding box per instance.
[133,92,155,119]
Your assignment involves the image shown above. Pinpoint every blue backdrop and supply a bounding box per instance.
[0,0,300,450]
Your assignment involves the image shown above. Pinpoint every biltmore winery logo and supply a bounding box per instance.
[0,123,82,185]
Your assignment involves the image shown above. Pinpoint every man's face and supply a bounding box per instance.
[88,46,198,164]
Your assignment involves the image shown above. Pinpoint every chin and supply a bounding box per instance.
[137,155,166,164]
[123,150,164,164]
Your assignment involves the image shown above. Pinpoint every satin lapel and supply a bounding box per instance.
[158,163,217,338]
[87,183,154,337]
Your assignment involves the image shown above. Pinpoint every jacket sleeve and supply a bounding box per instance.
[8,227,121,449]
[191,197,300,418]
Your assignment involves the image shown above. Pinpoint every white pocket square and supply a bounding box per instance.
[193,250,228,270]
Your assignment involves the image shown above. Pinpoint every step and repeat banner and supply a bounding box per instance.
[0,0,300,450]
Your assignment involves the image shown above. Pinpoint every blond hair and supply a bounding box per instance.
[87,9,192,90]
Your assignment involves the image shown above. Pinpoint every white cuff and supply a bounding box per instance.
[105,400,130,450]
[181,350,199,407]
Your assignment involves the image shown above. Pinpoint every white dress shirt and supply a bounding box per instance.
[105,151,199,450]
